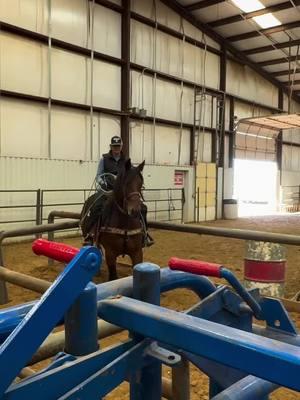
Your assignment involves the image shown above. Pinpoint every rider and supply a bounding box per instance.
[96,135,154,247]
[96,135,126,185]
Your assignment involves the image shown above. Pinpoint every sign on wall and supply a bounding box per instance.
[174,171,184,187]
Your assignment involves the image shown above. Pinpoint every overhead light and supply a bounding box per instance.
[253,13,282,28]
[231,0,265,13]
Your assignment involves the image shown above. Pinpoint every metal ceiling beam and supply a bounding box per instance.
[258,55,300,67]
[272,68,300,77]
[185,0,225,11]
[244,38,300,55]
[282,79,300,85]
[208,1,300,28]
[228,21,300,42]
[160,0,300,104]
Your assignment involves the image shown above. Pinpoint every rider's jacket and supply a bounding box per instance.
[102,151,126,176]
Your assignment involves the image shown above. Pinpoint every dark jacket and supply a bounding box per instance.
[97,151,125,179]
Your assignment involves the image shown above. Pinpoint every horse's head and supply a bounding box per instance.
[114,159,145,216]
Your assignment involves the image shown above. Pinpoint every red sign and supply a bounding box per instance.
[174,171,184,187]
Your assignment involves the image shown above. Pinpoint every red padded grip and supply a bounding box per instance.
[32,239,79,263]
[168,257,222,278]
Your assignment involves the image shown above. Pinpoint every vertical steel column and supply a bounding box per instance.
[218,45,227,219]
[277,88,284,184]
[228,97,235,168]
[130,263,161,400]
[211,46,226,390]
[121,0,130,157]
[218,45,227,169]
[64,282,99,356]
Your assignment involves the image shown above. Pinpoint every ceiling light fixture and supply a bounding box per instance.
[253,13,282,29]
[231,0,265,13]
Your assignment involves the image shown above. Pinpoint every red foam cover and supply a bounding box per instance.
[168,257,222,277]
[32,239,79,263]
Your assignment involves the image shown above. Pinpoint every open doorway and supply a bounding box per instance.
[233,159,278,217]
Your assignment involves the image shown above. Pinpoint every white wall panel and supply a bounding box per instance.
[0,157,97,190]
[282,144,300,172]
[131,20,219,89]
[283,130,300,144]
[156,31,182,77]
[224,98,230,131]
[50,107,89,160]
[195,95,217,129]
[131,72,193,124]
[155,80,193,124]
[195,48,219,89]
[227,60,278,108]
[92,4,121,58]
[0,99,48,158]
[92,60,121,110]
[0,0,48,35]
[130,121,154,164]
[196,131,212,162]
[234,101,271,120]
[131,0,220,50]
[51,48,88,104]
[282,101,300,143]
[281,170,300,187]
[92,113,120,161]
[130,71,154,114]
[131,20,154,68]
[0,33,48,97]
[51,0,88,48]
[155,125,190,165]
[182,19,220,51]
[130,122,190,165]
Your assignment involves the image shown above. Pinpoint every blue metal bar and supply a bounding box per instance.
[220,269,262,319]
[130,263,162,400]
[4,341,141,399]
[211,375,278,400]
[98,296,300,391]
[253,326,300,346]
[0,246,101,397]
[64,282,99,356]
[58,340,149,400]
[0,268,216,342]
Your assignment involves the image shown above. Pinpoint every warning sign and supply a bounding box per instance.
[174,171,184,187]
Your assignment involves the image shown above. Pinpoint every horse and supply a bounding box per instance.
[80,159,145,280]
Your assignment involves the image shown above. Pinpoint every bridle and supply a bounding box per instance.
[115,173,144,216]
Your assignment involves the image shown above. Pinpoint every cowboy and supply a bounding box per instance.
[96,136,154,247]
[96,136,125,186]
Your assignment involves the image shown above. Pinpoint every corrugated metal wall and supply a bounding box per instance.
[1,0,291,228]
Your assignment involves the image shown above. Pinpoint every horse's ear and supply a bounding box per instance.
[137,160,145,172]
[125,158,132,171]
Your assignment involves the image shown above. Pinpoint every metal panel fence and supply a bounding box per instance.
[0,188,185,232]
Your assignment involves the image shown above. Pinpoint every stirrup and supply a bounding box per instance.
[83,235,93,246]
[144,233,154,248]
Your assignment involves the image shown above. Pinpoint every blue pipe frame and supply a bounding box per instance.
[1,261,300,399]
[0,268,216,342]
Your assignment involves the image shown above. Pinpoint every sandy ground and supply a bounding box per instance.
[2,215,300,399]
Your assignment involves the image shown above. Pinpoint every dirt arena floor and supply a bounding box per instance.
[2,215,300,399]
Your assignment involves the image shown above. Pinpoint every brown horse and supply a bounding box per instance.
[80,159,145,280]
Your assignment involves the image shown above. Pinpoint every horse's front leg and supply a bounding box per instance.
[130,248,143,269]
[105,250,118,281]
